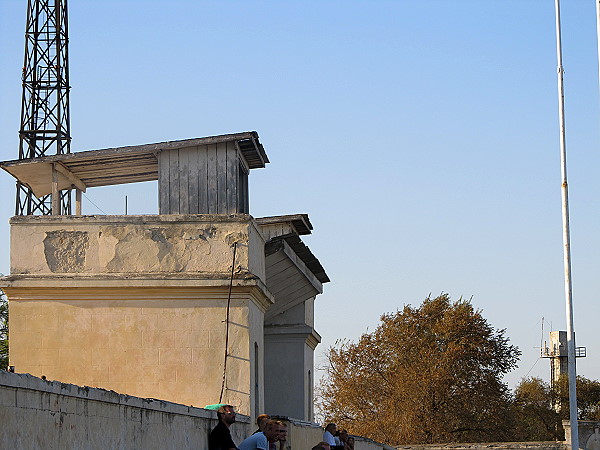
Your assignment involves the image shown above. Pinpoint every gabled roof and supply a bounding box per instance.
[0,131,267,197]
[265,233,330,284]
[255,214,313,236]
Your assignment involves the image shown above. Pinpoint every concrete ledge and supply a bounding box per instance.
[395,442,568,450]
[8,214,254,225]
[0,370,251,450]
[0,370,239,419]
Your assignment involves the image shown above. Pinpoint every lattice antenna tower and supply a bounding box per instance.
[16,0,71,215]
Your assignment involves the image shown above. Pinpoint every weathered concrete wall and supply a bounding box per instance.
[1,372,395,450]
[276,417,394,450]
[8,214,266,280]
[396,443,567,450]
[563,420,600,450]
[5,291,268,416]
[2,214,274,417]
[0,370,251,449]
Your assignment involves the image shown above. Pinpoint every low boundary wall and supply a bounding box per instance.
[275,416,395,449]
[0,370,250,449]
[396,442,568,450]
[2,369,468,450]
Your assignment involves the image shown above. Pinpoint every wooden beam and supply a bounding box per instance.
[54,161,87,192]
[51,164,60,215]
[75,189,82,215]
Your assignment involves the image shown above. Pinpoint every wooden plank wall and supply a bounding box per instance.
[158,141,246,214]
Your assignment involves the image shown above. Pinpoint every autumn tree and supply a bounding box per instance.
[317,294,520,445]
[556,375,600,421]
[0,290,7,371]
[511,377,561,441]
[510,375,600,442]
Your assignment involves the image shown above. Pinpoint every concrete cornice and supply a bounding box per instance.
[264,324,322,349]
[1,279,274,308]
[9,213,254,225]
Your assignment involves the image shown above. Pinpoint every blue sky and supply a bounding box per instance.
[0,0,598,388]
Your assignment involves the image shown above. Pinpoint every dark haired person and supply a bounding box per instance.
[209,404,238,450]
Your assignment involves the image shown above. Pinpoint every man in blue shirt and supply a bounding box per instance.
[238,420,282,450]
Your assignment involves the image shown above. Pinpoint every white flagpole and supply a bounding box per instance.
[553,1,579,449]
[597,1,600,89]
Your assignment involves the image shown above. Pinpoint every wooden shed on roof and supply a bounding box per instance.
[0,131,268,215]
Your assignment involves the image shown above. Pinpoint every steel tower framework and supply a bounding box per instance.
[16,0,71,215]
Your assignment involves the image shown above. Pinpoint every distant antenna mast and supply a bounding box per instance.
[16,0,71,215]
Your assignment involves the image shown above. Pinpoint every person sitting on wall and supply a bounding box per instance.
[323,423,337,447]
[275,421,287,450]
[346,436,355,450]
[338,429,352,450]
[238,420,283,450]
[313,442,331,450]
[208,404,238,450]
[253,414,271,434]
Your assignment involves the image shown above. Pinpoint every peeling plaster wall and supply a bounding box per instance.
[9,214,265,281]
[4,214,272,417]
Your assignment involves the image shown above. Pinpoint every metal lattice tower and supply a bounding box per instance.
[16,0,71,215]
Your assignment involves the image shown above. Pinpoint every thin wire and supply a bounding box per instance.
[81,192,107,214]
[524,357,541,378]
[219,242,237,403]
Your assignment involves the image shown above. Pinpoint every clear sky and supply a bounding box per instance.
[0,0,598,389]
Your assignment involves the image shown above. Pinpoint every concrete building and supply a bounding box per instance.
[541,330,586,389]
[0,131,329,422]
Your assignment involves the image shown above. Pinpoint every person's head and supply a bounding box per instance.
[278,421,288,442]
[257,414,271,431]
[339,429,349,442]
[312,446,326,450]
[264,420,284,443]
[315,442,331,450]
[347,436,355,449]
[325,423,337,435]
[216,405,236,426]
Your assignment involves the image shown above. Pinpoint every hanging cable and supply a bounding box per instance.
[524,357,541,378]
[81,191,108,214]
[219,242,237,403]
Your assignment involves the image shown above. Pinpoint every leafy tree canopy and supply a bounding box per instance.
[511,375,600,442]
[318,294,520,445]
[512,377,561,441]
[556,374,600,421]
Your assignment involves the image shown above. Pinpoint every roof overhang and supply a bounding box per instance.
[255,214,313,236]
[0,131,268,197]
[263,234,330,319]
